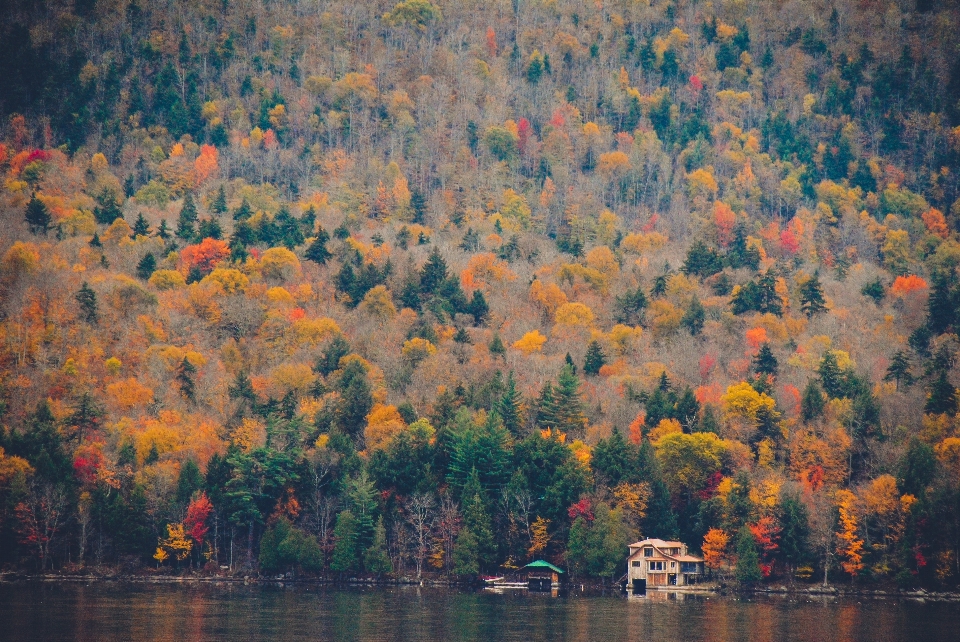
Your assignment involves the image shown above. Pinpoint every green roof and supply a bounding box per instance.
[524,560,564,574]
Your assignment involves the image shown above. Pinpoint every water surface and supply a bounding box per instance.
[1,582,957,642]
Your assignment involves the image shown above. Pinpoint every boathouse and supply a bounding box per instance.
[524,560,564,591]
[626,539,703,591]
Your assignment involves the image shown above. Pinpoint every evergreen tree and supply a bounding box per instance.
[583,340,606,376]
[232,198,253,222]
[175,459,203,505]
[453,527,480,575]
[132,213,150,238]
[197,217,223,240]
[681,296,706,336]
[93,189,123,225]
[304,226,332,264]
[276,207,304,249]
[800,272,827,317]
[363,516,393,574]
[459,468,496,569]
[335,359,373,441]
[496,372,524,437]
[818,351,846,399]
[727,226,761,270]
[210,185,228,215]
[682,239,724,278]
[801,379,825,423]
[927,271,955,335]
[410,188,427,224]
[638,440,679,539]
[176,193,199,241]
[453,327,471,344]
[552,365,587,436]
[861,278,885,303]
[157,219,171,240]
[753,344,779,376]
[884,350,914,391]
[734,525,762,584]
[777,492,810,572]
[925,371,958,416]
[136,252,157,280]
[536,382,557,429]
[420,247,448,295]
[330,510,359,574]
[89,232,102,248]
[25,195,51,234]
[467,290,489,326]
[176,357,197,402]
[488,333,506,360]
[76,282,99,324]
[614,286,648,325]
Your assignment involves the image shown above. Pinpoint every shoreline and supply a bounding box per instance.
[3,572,959,602]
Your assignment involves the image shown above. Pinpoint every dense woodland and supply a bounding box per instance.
[1,0,960,588]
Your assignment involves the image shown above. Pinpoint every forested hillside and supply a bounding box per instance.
[1,0,960,586]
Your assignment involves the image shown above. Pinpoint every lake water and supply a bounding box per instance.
[1,582,958,642]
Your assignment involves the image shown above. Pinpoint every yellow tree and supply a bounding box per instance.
[702,528,730,577]
[834,490,863,578]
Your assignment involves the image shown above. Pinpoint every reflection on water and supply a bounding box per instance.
[1,582,958,642]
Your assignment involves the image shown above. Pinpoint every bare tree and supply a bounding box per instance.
[405,492,437,581]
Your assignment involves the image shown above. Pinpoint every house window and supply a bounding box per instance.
[681,562,700,574]
[644,548,653,557]
[632,561,642,568]
[671,562,676,569]
[649,561,664,571]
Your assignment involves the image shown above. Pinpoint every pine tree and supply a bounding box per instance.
[453,327,471,344]
[801,379,825,423]
[232,198,253,222]
[460,468,496,569]
[93,189,123,224]
[132,213,150,238]
[197,217,223,240]
[860,278,885,304]
[210,185,228,215]
[927,271,955,335]
[884,350,914,391]
[496,371,524,437]
[583,340,606,376]
[488,333,506,360]
[176,357,197,402]
[682,240,724,278]
[536,382,557,429]
[25,195,51,234]
[305,226,332,264]
[552,364,587,436]
[800,272,827,317]
[467,290,489,326]
[363,516,392,574]
[420,247,448,295]
[276,207,304,249]
[176,193,198,241]
[76,282,99,324]
[330,510,358,573]
[89,232,102,248]
[682,296,706,335]
[925,370,958,416]
[136,253,157,280]
[818,351,846,399]
[157,219,171,240]
[735,525,762,584]
[410,188,427,224]
[753,344,779,376]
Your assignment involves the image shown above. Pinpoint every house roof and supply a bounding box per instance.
[675,554,704,563]
[628,538,685,548]
[524,560,564,574]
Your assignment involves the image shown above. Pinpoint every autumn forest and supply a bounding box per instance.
[1,0,960,589]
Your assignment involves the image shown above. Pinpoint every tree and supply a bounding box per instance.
[305,226,332,264]
[834,490,863,578]
[735,525,762,584]
[136,253,156,280]
[25,195,51,234]
[551,365,587,436]
[583,340,606,376]
[884,351,914,391]
[861,278,885,303]
[330,510,359,574]
[132,213,150,238]
[176,357,197,402]
[681,296,706,336]
[76,282,99,324]
[176,193,199,241]
[210,186,228,215]
[926,371,958,416]
[363,516,392,575]
[488,333,506,360]
[753,344,778,376]
[800,272,827,317]
[777,491,810,573]
[467,290,489,326]
[496,372,524,437]
[702,528,730,577]
[682,240,724,278]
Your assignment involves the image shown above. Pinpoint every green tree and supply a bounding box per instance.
[136,253,156,280]
[682,296,706,336]
[884,351,914,391]
[925,371,957,416]
[800,272,827,317]
[132,213,150,238]
[25,195,51,234]
[176,357,197,402]
[76,282,99,324]
[330,510,359,574]
[363,516,393,574]
[305,226,332,264]
[488,333,506,360]
[566,503,636,581]
[682,240,724,278]
[210,185,228,215]
[453,527,480,575]
[583,340,606,376]
[777,491,810,573]
[467,290,489,326]
[734,525,762,584]
[801,379,825,423]
[496,372,524,437]
[93,189,123,225]
[175,459,203,505]
[176,193,199,241]
[334,359,373,441]
[459,468,496,570]
[552,365,586,436]
[753,344,778,376]
[861,278,885,304]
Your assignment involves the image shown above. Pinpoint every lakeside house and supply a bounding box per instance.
[626,539,704,590]
[524,560,564,591]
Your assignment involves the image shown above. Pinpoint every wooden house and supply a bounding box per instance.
[524,560,564,591]
[626,539,704,591]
